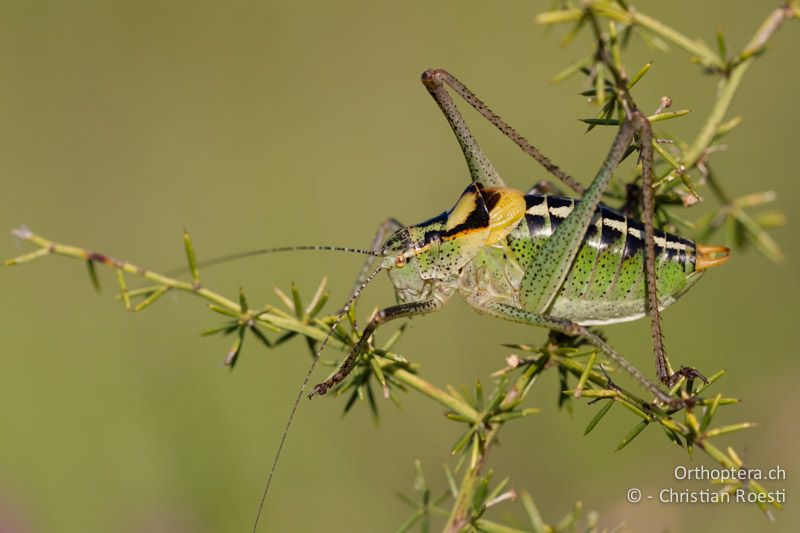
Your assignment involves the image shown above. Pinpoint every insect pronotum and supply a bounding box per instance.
[243,68,730,531]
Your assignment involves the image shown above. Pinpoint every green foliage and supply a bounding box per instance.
[3,1,797,531]
[537,1,797,265]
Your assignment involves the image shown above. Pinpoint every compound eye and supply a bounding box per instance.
[395,255,407,268]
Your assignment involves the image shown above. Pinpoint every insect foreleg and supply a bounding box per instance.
[422,69,584,195]
[480,302,676,406]
[351,218,403,295]
[309,298,443,397]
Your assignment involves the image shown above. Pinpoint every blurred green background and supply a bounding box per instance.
[1,1,798,532]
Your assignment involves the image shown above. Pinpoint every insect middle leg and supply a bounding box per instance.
[309,298,443,397]
[479,302,677,406]
[351,217,403,293]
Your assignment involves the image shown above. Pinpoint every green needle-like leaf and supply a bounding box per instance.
[573,352,597,398]
[700,393,722,432]
[550,55,593,84]
[366,382,379,422]
[238,287,249,313]
[581,109,689,125]
[208,304,239,318]
[484,376,509,416]
[584,399,614,435]
[133,286,169,312]
[394,490,417,509]
[394,511,423,533]
[115,268,130,310]
[469,433,481,469]
[473,519,527,533]
[223,325,245,367]
[290,282,304,319]
[200,322,238,337]
[249,325,273,349]
[616,420,649,451]
[703,422,756,439]
[716,25,728,60]
[370,357,389,398]
[536,8,583,25]
[443,464,458,499]
[450,429,473,456]
[272,286,294,312]
[3,247,49,266]
[304,276,329,317]
[627,61,653,88]
[660,425,684,448]
[557,366,573,415]
[471,471,490,511]
[594,63,605,108]
[86,259,101,292]
[489,408,540,423]
[182,228,200,288]
[715,115,743,138]
[475,378,484,411]
[554,500,583,531]
[521,491,546,533]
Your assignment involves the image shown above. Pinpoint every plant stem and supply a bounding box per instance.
[592,1,725,70]
[5,227,483,420]
[684,3,795,168]
[390,365,480,421]
[445,424,500,532]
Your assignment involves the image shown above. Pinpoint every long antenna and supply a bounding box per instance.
[251,264,384,533]
[164,245,380,277]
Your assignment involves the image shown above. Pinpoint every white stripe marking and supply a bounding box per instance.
[549,205,574,218]
[526,202,548,217]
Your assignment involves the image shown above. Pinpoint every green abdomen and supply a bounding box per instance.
[508,195,703,325]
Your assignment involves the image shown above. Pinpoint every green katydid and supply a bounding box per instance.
[0,66,734,531]
[308,69,730,398]
[246,68,729,530]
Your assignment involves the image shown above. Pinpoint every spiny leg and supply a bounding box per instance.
[620,181,642,218]
[310,298,443,397]
[584,18,705,388]
[525,179,563,196]
[421,69,584,195]
[481,302,678,406]
[521,120,637,314]
[420,69,504,188]
[425,58,704,386]
[635,114,706,386]
[636,114,669,382]
[422,69,653,382]
[423,67,699,389]
[505,116,683,401]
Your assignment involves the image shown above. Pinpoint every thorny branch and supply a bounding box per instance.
[1,225,781,529]
[4,1,797,531]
